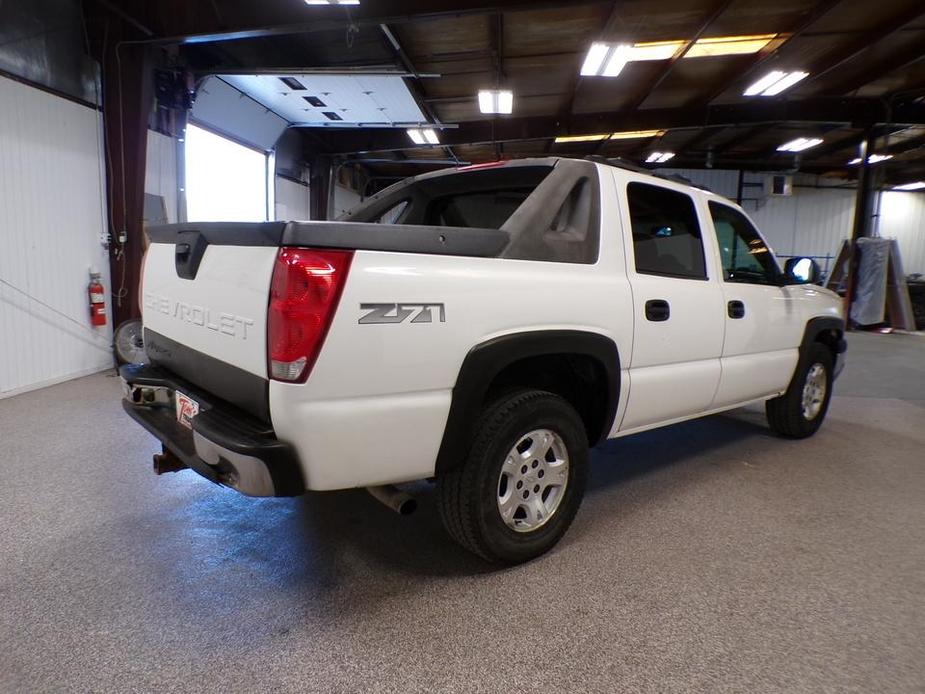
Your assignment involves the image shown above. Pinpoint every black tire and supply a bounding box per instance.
[437,389,588,564]
[766,342,834,438]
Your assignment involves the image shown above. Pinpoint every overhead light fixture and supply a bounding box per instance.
[685,34,778,58]
[305,0,360,5]
[628,40,684,61]
[610,129,665,140]
[478,89,513,114]
[579,35,778,77]
[848,154,893,165]
[555,129,666,144]
[580,42,631,77]
[554,134,610,143]
[407,128,439,145]
[893,181,925,191]
[646,152,675,164]
[777,137,823,153]
[744,70,809,96]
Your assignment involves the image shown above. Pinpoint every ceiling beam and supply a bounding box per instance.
[625,0,735,112]
[311,98,925,155]
[827,41,925,95]
[131,0,609,46]
[802,5,925,88]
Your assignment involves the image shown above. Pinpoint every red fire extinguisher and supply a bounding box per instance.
[88,269,107,327]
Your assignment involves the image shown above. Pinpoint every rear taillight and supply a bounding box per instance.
[267,247,353,383]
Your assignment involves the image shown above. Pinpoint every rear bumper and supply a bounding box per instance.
[120,364,304,497]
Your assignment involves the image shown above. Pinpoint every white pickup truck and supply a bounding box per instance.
[122,157,846,563]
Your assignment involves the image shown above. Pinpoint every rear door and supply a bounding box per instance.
[617,179,725,432]
[704,201,802,406]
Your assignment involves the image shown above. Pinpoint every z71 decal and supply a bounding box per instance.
[359,303,446,324]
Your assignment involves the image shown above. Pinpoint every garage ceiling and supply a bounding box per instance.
[87,0,925,184]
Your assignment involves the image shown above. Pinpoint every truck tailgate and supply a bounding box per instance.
[142,236,278,409]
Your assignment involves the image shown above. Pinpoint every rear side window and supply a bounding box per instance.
[627,182,706,279]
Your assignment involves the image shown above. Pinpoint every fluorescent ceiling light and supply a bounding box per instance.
[407,128,439,145]
[581,42,631,76]
[743,70,786,96]
[762,70,809,96]
[555,134,610,143]
[580,43,610,76]
[603,44,631,76]
[555,129,666,143]
[579,35,778,77]
[478,89,513,114]
[685,34,777,58]
[848,154,893,165]
[646,152,675,164]
[628,41,684,61]
[610,129,665,140]
[744,70,808,96]
[893,181,925,191]
[305,0,360,4]
[777,137,823,153]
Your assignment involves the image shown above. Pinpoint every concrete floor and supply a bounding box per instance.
[1,332,923,693]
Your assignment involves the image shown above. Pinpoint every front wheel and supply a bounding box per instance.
[766,343,834,438]
[437,389,588,564]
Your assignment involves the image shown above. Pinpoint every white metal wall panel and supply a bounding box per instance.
[0,75,113,398]
[746,187,855,261]
[275,177,310,221]
[878,191,925,275]
[145,130,179,224]
[332,184,362,218]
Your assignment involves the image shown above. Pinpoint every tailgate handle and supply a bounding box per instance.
[174,232,208,280]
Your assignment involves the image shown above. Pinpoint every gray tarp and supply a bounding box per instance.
[850,237,891,325]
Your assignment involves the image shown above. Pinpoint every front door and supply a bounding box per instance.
[706,201,803,407]
[618,180,725,432]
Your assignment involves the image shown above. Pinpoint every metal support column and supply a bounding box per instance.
[309,154,334,221]
[844,129,876,323]
[102,42,155,327]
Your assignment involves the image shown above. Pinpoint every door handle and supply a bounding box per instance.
[645,299,670,322]
[727,300,746,319]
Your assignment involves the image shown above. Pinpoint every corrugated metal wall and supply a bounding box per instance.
[145,131,179,224]
[746,187,856,260]
[275,177,310,220]
[0,74,113,398]
[333,184,362,218]
[878,191,925,276]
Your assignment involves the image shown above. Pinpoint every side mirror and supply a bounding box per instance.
[784,257,819,285]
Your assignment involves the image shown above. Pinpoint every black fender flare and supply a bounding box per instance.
[800,316,846,357]
[434,330,621,475]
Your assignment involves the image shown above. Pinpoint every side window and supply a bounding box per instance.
[708,202,780,285]
[627,182,707,280]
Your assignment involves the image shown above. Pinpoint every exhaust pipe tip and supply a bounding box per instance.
[366,484,417,515]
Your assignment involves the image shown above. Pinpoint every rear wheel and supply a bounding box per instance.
[766,343,834,438]
[437,389,588,564]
